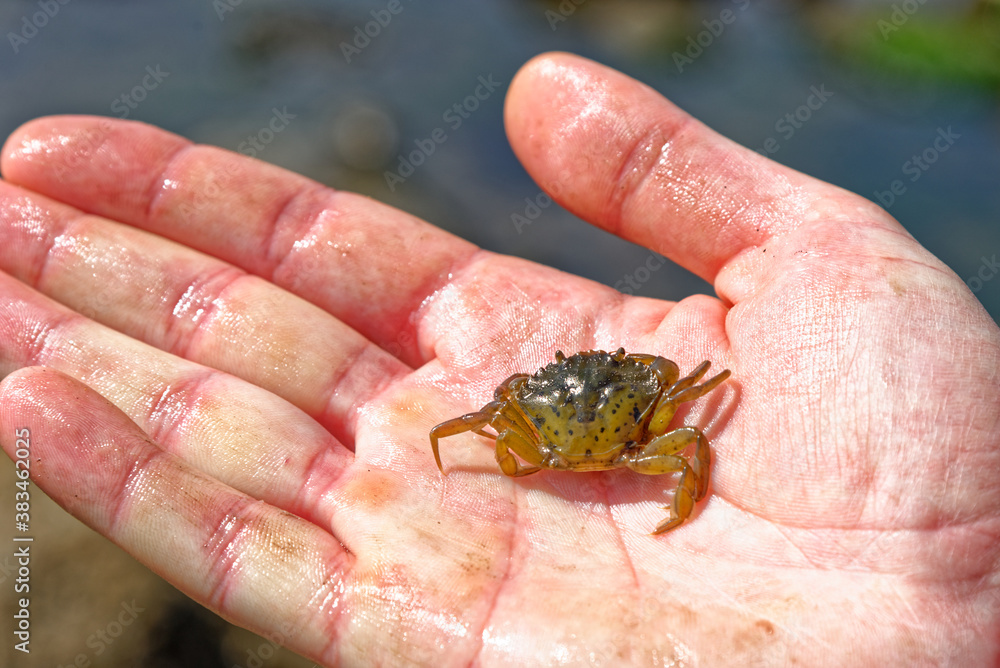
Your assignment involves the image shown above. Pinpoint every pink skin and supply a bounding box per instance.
[0,52,998,666]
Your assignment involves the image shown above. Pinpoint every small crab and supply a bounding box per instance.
[429,348,730,534]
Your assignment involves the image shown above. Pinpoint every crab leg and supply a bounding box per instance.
[649,367,731,434]
[618,426,711,533]
[428,403,500,473]
[671,368,731,404]
[488,413,543,477]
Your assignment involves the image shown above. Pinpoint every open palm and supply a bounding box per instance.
[2,53,998,666]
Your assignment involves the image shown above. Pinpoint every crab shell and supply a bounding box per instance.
[513,349,677,467]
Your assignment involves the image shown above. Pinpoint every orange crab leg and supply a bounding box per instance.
[619,426,711,533]
[672,367,731,404]
[493,423,543,477]
[649,365,731,435]
[428,403,500,473]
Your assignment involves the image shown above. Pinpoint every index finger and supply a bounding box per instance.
[504,52,901,289]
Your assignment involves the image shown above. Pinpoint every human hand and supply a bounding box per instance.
[1,52,998,666]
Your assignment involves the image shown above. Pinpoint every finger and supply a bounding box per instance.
[0,367,349,665]
[504,52,902,286]
[0,181,407,442]
[0,274,352,521]
[1,116,478,365]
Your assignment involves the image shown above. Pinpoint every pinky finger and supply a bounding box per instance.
[0,367,352,666]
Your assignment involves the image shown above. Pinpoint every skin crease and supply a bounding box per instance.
[0,51,997,666]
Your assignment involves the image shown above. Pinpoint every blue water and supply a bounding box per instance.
[1,0,997,322]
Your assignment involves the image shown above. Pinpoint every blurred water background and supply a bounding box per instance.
[1,0,998,666]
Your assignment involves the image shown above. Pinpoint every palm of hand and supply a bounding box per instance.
[1,54,998,666]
